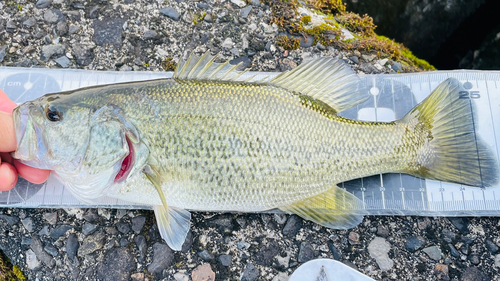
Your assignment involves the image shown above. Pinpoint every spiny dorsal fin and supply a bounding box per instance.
[174,52,368,112]
[271,57,368,113]
[280,185,366,229]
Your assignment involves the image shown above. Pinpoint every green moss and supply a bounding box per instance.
[276,35,301,50]
[161,57,177,71]
[12,266,25,280]
[193,12,206,24]
[301,15,311,24]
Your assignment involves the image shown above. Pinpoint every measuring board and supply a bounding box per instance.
[0,67,499,217]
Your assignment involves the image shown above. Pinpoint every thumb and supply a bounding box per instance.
[0,89,17,113]
[0,111,16,152]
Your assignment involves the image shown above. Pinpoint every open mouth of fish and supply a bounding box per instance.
[114,135,134,183]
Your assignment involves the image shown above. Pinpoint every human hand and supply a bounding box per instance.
[0,89,51,191]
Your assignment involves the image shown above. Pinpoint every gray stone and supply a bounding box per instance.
[255,242,279,266]
[134,235,147,259]
[368,237,393,271]
[116,221,130,234]
[0,46,7,63]
[298,241,316,263]
[72,44,93,66]
[23,17,37,27]
[283,215,302,237]
[6,21,16,33]
[42,212,57,225]
[39,225,49,236]
[448,217,469,234]
[49,224,73,239]
[120,238,129,247]
[119,65,132,71]
[181,231,193,252]
[89,5,100,19]
[441,229,457,243]
[82,223,97,235]
[44,9,64,24]
[392,62,402,72]
[147,242,174,274]
[316,42,326,50]
[21,237,32,245]
[30,237,55,268]
[93,18,125,48]
[131,216,146,234]
[328,241,341,260]
[448,243,460,257]
[68,24,80,35]
[198,250,215,261]
[44,244,58,257]
[66,233,79,260]
[78,230,106,256]
[97,247,135,281]
[26,249,41,270]
[405,236,426,252]
[204,13,213,23]
[143,30,158,40]
[495,254,500,267]
[197,2,209,9]
[41,44,65,61]
[21,218,34,232]
[350,56,359,64]
[83,209,99,222]
[55,56,71,68]
[423,246,442,261]
[219,254,232,266]
[160,7,180,21]
[273,214,287,225]
[461,267,489,281]
[36,0,52,9]
[240,6,252,19]
[486,239,499,254]
[56,21,68,36]
[231,0,247,8]
[241,263,259,281]
[230,56,251,71]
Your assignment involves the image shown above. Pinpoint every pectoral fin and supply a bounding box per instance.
[279,185,366,229]
[145,165,191,251]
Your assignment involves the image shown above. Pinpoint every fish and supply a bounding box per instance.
[12,52,499,250]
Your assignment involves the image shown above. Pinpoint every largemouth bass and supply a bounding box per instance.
[12,53,499,250]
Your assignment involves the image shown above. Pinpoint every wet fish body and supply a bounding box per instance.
[13,53,499,250]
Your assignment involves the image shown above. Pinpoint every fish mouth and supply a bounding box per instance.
[114,135,134,183]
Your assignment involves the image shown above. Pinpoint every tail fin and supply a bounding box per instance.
[401,78,499,188]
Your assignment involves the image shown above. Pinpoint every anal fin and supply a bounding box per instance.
[280,185,366,229]
[145,165,191,251]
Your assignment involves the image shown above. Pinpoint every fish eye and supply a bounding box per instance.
[45,107,63,122]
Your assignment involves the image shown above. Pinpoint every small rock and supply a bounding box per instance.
[207,214,234,233]
[55,56,71,68]
[43,212,57,225]
[89,5,100,19]
[222,38,234,49]
[36,0,52,8]
[6,21,16,33]
[31,237,55,268]
[441,229,457,243]
[26,249,41,270]
[469,254,480,265]
[147,243,174,274]
[66,233,79,260]
[405,236,426,252]
[143,30,158,40]
[485,239,498,254]
[362,54,376,62]
[495,254,500,267]
[56,21,68,36]
[41,44,65,61]
[248,23,257,31]
[131,273,145,281]
[181,231,193,252]
[378,58,389,66]
[116,221,130,234]
[44,9,64,24]
[160,7,180,21]
[44,244,58,257]
[348,232,359,244]
[273,214,287,225]
[197,2,209,9]
[219,255,232,266]
[49,224,74,239]
[255,242,279,266]
[97,247,135,281]
[134,235,147,259]
[191,264,215,281]
[198,250,215,261]
[82,223,97,236]
[68,24,80,35]
[21,218,34,232]
[272,272,289,281]
[316,42,326,50]
[240,6,252,18]
[93,18,125,48]
[392,62,402,72]
[21,237,32,245]
[283,215,302,237]
[72,44,93,66]
[39,225,49,236]
[423,246,442,261]
[237,241,251,250]
[448,217,469,234]
[435,264,449,278]
[230,56,251,71]
[231,0,247,7]
[131,216,146,234]
[350,56,359,64]
[327,241,341,260]
[461,267,489,281]
[0,46,7,63]
[298,242,315,263]
[78,230,106,256]
[23,17,37,27]
[368,237,393,271]
[204,13,213,23]
[449,244,460,258]
[241,264,259,281]
[376,226,389,238]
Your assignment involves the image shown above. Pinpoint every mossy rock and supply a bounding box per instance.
[0,251,26,281]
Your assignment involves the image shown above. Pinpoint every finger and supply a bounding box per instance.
[0,162,17,191]
[0,152,13,164]
[0,111,16,152]
[0,89,17,113]
[14,160,51,184]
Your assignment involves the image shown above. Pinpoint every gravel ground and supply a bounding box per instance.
[0,0,499,281]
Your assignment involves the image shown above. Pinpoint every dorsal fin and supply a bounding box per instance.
[174,52,368,112]
[270,57,368,113]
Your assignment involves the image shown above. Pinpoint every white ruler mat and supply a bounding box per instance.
[0,67,499,216]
